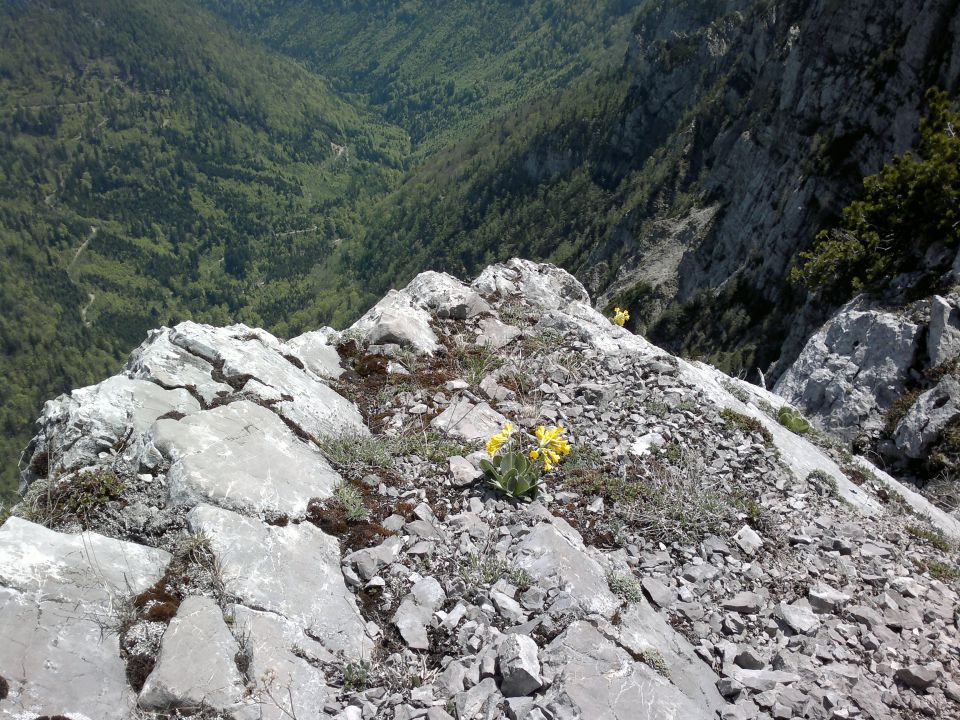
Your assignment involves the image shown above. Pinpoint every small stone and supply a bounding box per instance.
[497,634,543,697]
[641,577,676,608]
[449,456,483,487]
[734,525,763,555]
[776,600,820,635]
[723,591,763,614]
[808,585,851,614]
[717,677,744,698]
[895,665,938,690]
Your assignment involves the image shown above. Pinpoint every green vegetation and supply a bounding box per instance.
[0,0,652,502]
[905,523,954,553]
[777,406,811,435]
[607,572,644,603]
[0,0,405,501]
[16,467,125,527]
[720,408,774,445]
[333,482,370,522]
[461,551,534,590]
[793,90,960,300]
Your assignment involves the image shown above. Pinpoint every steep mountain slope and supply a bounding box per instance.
[0,0,406,500]
[345,0,960,380]
[202,0,644,151]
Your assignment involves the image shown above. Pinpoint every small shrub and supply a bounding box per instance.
[720,408,773,445]
[455,343,504,388]
[905,524,954,552]
[334,483,370,522]
[342,658,372,691]
[392,428,474,463]
[884,390,920,435]
[607,572,644,603]
[720,379,750,404]
[461,552,533,590]
[912,557,960,582]
[807,470,841,498]
[19,467,125,527]
[319,432,393,470]
[777,406,811,434]
[640,648,670,678]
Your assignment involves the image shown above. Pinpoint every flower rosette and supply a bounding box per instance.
[480,422,571,500]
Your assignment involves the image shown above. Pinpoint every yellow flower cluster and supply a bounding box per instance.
[486,422,514,456]
[613,307,630,326]
[529,424,572,471]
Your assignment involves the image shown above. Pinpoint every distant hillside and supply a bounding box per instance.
[0,0,407,500]
[202,0,644,152]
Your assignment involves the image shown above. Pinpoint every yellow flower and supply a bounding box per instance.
[532,424,571,471]
[612,307,630,327]
[486,422,514,456]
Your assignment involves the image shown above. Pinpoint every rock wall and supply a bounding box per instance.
[2,260,959,719]
[591,0,960,378]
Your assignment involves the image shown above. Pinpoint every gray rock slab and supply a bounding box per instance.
[20,375,199,488]
[454,676,500,719]
[432,399,508,441]
[404,270,492,319]
[895,375,960,458]
[0,520,170,719]
[928,294,960,367]
[151,400,340,515]
[168,321,366,437]
[393,577,446,650]
[126,327,233,404]
[286,329,344,378]
[613,602,725,714]
[139,596,245,710]
[345,537,403,581]
[0,516,170,606]
[540,621,712,720]
[0,587,136,720]
[187,504,368,656]
[723,591,763,614]
[476,317,522,350]
[514,520,619,617]
[349,289,439,355]
[498,634,542,697]
[774,298,921,441]
[231,605,334,720]
[776,600,820,635]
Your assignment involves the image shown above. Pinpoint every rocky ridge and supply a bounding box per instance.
[1,259,959,720]
[775,285,960,506]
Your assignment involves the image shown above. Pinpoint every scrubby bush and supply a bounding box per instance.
[793,89,960,300]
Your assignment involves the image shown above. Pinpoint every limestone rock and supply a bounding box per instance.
[774,299,921,441]
[187,504,368,656]
[432,399,508,441]
[497,634,543,697]
[139,596,244,710]
[286,329,344,378]
[928,294,960,367]
[151,400,340,515]
[19,375,199,490]
[514,520,620,617]
[540,621,713,719]
[894,375,960,458]
[0,519,170,719]
[231,605,334,719]
[393,576,446,650]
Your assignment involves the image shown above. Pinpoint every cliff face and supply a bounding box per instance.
[588,0,960,377]
[3,260,959,720]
